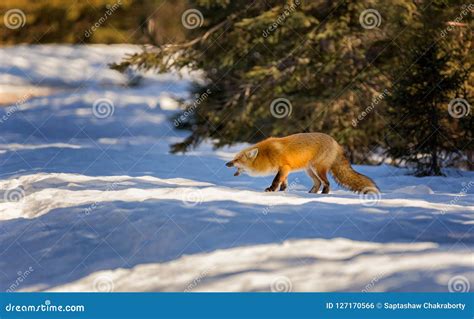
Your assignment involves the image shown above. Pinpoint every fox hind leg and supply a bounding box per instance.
[315,168,330,194]
[306,169,321,193]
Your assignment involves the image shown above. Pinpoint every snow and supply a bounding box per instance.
[46,239,472,292]
[0,45,472,293]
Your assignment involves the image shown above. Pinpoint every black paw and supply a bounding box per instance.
[308,186,319,193]
[265,187,275,192]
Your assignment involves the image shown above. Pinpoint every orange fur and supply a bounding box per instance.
[226,133,379,194]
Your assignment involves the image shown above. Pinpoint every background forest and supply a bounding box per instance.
[3,0,472,175]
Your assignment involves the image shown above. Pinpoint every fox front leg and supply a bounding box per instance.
[279,178,288,191]
[265,166,290,192]
[265,172,280,192]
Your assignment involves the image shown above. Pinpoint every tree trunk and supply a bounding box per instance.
[430,102,441,176]
[431,146,441,175]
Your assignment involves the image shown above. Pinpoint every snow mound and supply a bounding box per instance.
[394,185,435,195]
[44,238,472,292]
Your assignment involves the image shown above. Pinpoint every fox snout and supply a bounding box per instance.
[225,161,234,167]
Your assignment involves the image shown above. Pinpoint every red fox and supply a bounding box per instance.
[225,133,379,194]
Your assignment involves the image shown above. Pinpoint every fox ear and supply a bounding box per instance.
[246,148,258,159]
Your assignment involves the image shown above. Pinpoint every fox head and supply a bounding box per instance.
[225,148,259,176]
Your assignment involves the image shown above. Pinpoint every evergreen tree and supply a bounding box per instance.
[113,0,410,162]
[112,0,472,173]
[385,1,472,175]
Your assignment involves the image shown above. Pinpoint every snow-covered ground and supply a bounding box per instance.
[0,45,472,293]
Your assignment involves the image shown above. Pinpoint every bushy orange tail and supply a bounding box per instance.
[330,149,379,194]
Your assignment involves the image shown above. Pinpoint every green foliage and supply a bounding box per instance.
[385,1,472,175]
[0,0,186,44]
[114,0,471,173]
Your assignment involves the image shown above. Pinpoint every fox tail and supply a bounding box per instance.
[330,148,379,194]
